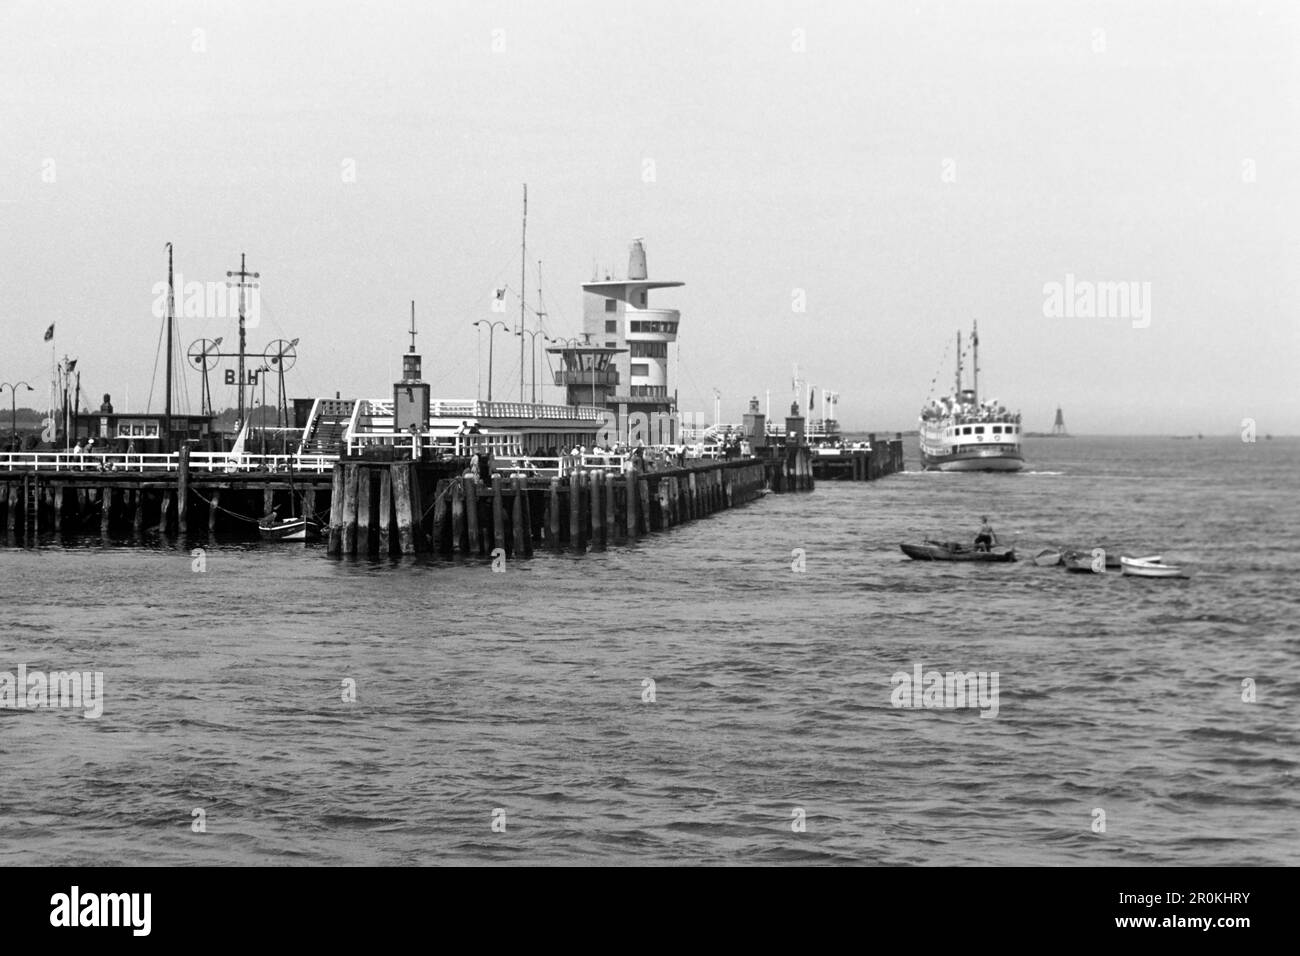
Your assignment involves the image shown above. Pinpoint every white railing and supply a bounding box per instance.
[0,452,337,474]
[493,456,563,478]
[470,453,630,479]
[353,398,604,423]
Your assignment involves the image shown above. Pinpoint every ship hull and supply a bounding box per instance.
[920,449,1024,472]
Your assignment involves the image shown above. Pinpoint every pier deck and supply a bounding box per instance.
[1,438,905,551]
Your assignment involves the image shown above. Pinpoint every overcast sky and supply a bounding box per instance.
[2,0,1296,434]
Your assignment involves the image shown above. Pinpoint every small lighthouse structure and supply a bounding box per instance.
[1051,405,1067,436]
[393,302,431,435]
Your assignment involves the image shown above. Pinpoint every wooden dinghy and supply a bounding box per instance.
[1063,550,1163,573]
[1120,556,1187,578]
[900,541,1017,562]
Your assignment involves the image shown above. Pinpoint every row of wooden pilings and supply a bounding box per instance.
[327,458,775,557]
[807,436,906,482]
[1,455,332,543]
[1,472,185,540]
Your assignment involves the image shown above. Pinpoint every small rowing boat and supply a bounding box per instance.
[258,516,321,541]
[1033,548,1062,567]
[1120,556,1187,578]
[1063,550,1163,573]
[900,541,1017,562]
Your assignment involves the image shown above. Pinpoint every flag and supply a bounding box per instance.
[66,358,77,373]
[494,287,506,300]
[43,323,54,341]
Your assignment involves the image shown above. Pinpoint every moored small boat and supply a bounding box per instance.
[1120,556,1186,578]
[901,541,1017,562]
[1033,548,1062,567]
[1063,549,1162,573]
[259,516,321,541]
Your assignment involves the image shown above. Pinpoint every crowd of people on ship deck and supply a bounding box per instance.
[920,396,1021,425]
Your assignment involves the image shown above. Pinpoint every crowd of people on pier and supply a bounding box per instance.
[461,434,749,482]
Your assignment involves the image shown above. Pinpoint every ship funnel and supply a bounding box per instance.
[628,239,648,280]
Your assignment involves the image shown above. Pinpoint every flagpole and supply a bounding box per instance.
[50,332,56,447]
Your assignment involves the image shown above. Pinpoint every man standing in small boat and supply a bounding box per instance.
[974,515,997,552]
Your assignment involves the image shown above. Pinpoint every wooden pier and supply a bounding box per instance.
[0,438,889,557]
[0,448,334,543]
[325,449,815,557]
[808,434,906,482]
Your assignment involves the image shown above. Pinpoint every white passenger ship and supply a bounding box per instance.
[918,322,1024,472]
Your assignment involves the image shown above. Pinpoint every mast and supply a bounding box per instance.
[519,183,527,403]
[955,331,962,395]
[534,258,544,404]
[226,253,259,429]
[971,320,979,406]
[165,242,175,449]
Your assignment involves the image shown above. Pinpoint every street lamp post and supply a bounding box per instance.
[516,328,548,404]
[473,320,509,402]
[1,381,35,448]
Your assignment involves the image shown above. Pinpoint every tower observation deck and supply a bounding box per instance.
[581,239,684,428]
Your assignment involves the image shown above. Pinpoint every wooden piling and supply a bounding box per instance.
[160,489,175,533]
[341,464,359,556]
[431,479,449,554]
[548,478,561,548]
[605,472,617,543]
[568,471,582,548]
[466,477,481,555]
[328,464,346,554]
[391,463,413,554]
[492,475,506,554]
[625,470,637,538]
[355,467,373,554]
[452,478,466,554]
[511,476,526,556]
[378,467,393,554]
[177,446,190,534]
[590,469,604,547]
[637,478,650,535]
[208,489,220,534]
[519,479,534,557]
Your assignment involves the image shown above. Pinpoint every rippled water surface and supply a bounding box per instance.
[2,437,1297,865]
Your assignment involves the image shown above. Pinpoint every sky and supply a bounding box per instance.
[2,0,1297,434]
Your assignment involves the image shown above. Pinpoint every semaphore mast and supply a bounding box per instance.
[165,242,175,450]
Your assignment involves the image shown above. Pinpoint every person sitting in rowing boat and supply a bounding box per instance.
[974,515,997,552]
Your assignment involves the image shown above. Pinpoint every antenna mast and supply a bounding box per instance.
[519,183,527,403]
[535,259,545,404]
[165,242,175,450]
[226,252,259,427]
[972,320,979,406]
[955,331,962,396]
